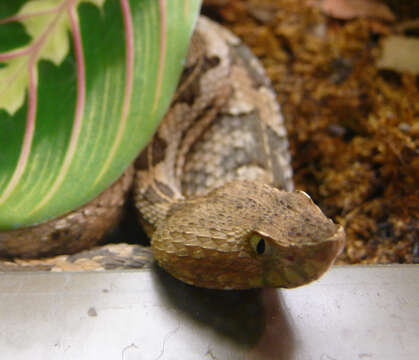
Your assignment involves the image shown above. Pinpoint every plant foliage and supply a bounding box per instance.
[0,0,201,229]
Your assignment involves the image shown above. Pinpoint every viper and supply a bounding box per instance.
[0,17,345,289]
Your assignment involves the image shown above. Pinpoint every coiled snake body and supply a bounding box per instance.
[0,17,344,289]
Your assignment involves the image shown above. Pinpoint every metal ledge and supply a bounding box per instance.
[1,265,418,359]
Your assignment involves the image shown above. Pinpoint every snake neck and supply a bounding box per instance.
[133,17,294,239]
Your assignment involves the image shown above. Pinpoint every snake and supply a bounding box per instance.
[0,17,345,289]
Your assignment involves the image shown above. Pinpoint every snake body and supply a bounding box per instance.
[0,18,344,289]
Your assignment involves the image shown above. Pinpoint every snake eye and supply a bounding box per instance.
[250,234,269,255]
[256,238,265,254]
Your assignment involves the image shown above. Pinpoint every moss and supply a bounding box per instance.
[203,0,419,264]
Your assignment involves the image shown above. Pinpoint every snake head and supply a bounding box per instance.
[151,181,345,289]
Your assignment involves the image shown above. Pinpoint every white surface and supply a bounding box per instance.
[0,265,418,359]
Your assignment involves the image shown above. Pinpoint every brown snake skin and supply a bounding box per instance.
[0,17,345,289]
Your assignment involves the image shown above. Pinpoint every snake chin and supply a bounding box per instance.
[263,226,345,288]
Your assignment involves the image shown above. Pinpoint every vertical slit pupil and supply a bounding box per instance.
[256,238,265,254]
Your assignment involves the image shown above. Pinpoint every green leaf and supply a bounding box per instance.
[0,0,201,230]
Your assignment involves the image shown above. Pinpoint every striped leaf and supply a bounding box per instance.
[0,0,201,230]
